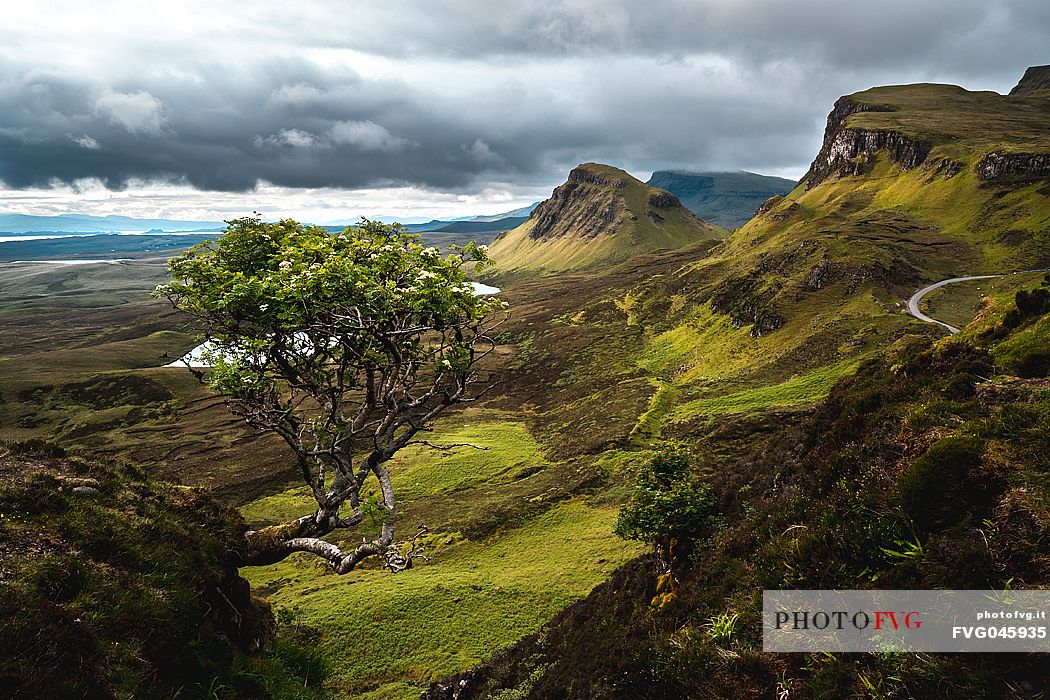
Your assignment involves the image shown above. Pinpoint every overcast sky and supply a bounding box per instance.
[1,1,1047,222]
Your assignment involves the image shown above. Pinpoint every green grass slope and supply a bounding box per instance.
[0,441,314,700]
[240,409,643,698]
[488,163,726,274]
[427,281,1050,700]
[416,70,1050,699]
[592,72,1050,433]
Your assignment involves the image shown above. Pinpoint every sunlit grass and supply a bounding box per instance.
[242,500,643,696]
[670,360,859,421]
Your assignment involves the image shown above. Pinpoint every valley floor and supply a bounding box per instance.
[3,257,1045,698]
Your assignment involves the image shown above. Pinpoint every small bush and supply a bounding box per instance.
[1004,288,1050,328]
[1014,350,1050,378]
[704,612,740,647]
[899,437,984,532]
[614,449,717,545]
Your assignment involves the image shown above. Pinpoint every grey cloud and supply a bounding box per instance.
[0,61,518,191]
[0,1,1047,196]
[95,90,167,136]
[336,1,1046,70]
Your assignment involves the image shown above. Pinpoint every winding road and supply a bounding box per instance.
[907,269,1050,334]
[906,275,1003,334]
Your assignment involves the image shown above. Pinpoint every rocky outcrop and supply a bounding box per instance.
[709,274,785,338]
[923,157,963,182]
[1009,65,1050,96]
[754,194,801,222]
[976,152,1050,181]
[802,97,930,190]
[565,165,627,188]
[801,255,836,292]
[527,173,625,240]
[489,162,725,272]
[523,164,704,242]
[647,191,681,209]
[755,194,783,216]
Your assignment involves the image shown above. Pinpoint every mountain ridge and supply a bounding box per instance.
[488,163,726,273]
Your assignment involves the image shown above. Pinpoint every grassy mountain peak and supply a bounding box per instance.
[488,163,726,273]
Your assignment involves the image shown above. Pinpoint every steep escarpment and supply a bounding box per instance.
[526,166,631,241]
[693,71,1050,341]
[488,163,725,273]
[977,151,1050,180]
[801,96,930,190]
[1009,64,1050,96]
[625,70,1050,386]
[645,170,797,229]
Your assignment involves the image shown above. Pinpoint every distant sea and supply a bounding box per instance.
[0,231,220,263]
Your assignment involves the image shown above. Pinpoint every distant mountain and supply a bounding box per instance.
[400,220,451,233]
[0,213,224,234]
[489,163,726,273]
[645,170,797,229]
[467,202,540,222]
[0,207,538,238]
[397,203,540,232]
[429,216,528,234]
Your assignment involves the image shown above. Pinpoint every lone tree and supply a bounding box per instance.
[157,217,503,573]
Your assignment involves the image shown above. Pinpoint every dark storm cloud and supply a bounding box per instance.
[1,1,1048,194]
[0,60,531,191]
[344,0,1048,77]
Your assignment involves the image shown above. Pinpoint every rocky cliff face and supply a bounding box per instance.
[488,163,725,272]
[1009,65,1050,96]
[527,166,630,240]
[801,97,931,190]
[524,164,700,241]
[976,152,1050,181]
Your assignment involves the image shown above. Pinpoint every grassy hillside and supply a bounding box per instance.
[426,281,1050,700]
[0,440,327,699]
[488,163,726,274]
[238,406,643,698]
[790,82,1050,270]
[416,72,1050,697]
[579,77,1050,439]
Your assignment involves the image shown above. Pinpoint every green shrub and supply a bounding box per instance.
[1014,350,1050,378]
[614,449,717,544]
[703,612,740,647]
[899,436,984,532]
[1004,288,1050,328]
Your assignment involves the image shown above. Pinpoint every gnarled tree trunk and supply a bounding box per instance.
[239,452,425,574]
